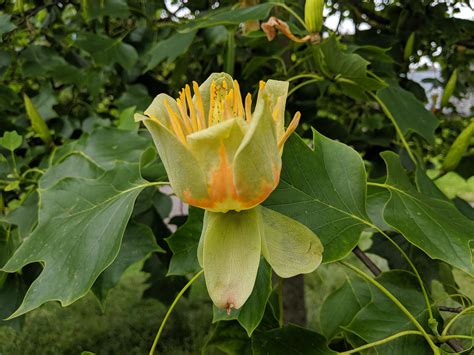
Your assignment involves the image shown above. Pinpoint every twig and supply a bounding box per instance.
[353,246,381,277]
[446,338,464,352]
[438,306,463,313]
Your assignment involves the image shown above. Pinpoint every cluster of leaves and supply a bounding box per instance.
[0,0,473,353]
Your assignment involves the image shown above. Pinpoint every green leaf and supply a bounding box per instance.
[117,106,138,131]
[316,36,386,99]
[20,46,81,85]
[265,131,370,262]
[0,14,16,39]
[92,222,163,303]
[380,152,474,275]
[344,270,434,354]
[115,84,151,111]
[0,275,25,330]
[30,85,58,121]
[81,0,130,21]
[23,94,52,144]
[166,207,204,276]
[368,234,460,298]
[0,131,22,151]
[4,192,38,240]
[1,162,148,318]
[54,128,151,169]
[377,84,439,145]
[251,324,336,354]
[213,259,272,336]
[75,32,138,71]
[144,31,197,72]
[366,185,393,230]
[39,153,103,189]
[319,278,371,340]
[179,4,274,32]
[204,321,252,354]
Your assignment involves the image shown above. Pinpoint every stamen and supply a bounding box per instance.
[164,99,187,145]
[278,112,300,149]
[222,80,228,91]
[224,89,234,119]
[259,80,265,90]
[219,97,225,123]
[233,80,244,117]
[176,97,193,133]
[245,93,252,122]
[185,84,200,130]
[193,81,206,129]
[209,81,217,126]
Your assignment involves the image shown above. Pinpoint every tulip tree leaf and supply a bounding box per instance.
[92,222,164,303]
[75,32,138,71]
[377,84,439,145]
[30,85,58,121]
[265,131,370,262]
[54,128,151,169]
[144,31,197,72]
[23,93,52,144]
[0,275,25,330]
[0,14,16,38]
[319,278,371,340]
[39,153,103,189]
[344,271,433,354]
[179,3,274,32]
[251,324,336,354]
[213,259,272,336]
[3,192,39,240]
[1,162,148,318]
[380,152,474,275]
[204,321,252,354]
[82,0,130,21]
[20,46,81,85]
[166,207,204,276]
[0,131,22,151]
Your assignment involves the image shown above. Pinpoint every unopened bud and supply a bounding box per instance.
[305,0,325,33]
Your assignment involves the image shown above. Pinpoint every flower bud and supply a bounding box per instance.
[305,0,325,33]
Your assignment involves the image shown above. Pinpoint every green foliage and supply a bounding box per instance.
[0,131,22,151]
[1,0,473,353]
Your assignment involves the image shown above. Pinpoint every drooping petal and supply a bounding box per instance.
[135,113,209,202]
[260,206,323,278]
[202,208,262,310]
[232,80,289,208]
[197,211,209,268]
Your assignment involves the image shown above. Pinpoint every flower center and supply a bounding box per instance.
[156,80,263,144]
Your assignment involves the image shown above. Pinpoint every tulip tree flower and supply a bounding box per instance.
[136,73,323,314]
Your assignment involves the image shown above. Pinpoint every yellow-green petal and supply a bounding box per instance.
[197,72,234,118]
[202,208,262,310]
[232,80,288,207]
[260,206,323,278]
[186,118,247,212]
[135,113,209,202]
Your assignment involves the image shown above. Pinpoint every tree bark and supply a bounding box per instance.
[282,274,306,326]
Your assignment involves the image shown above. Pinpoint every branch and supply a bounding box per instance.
[446,338,464,352]
[438,306,463,313]
[353,246,382,277]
